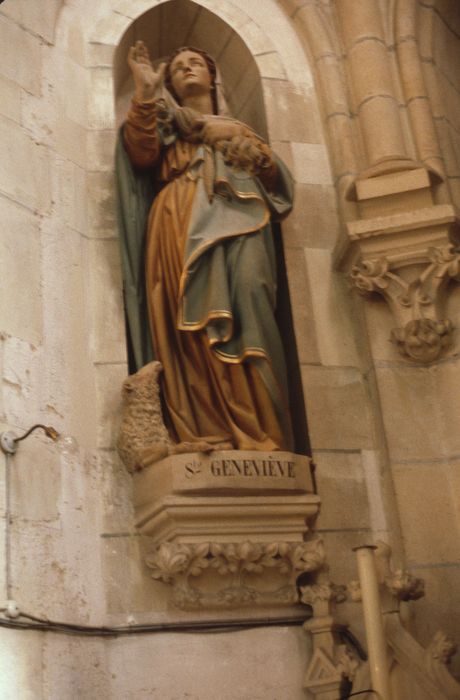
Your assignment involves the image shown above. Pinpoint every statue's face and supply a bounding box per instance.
[170,50,212,102]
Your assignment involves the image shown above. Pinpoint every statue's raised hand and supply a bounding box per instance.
[128,40,165,101]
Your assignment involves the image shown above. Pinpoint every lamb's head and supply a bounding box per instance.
[122,361,163,401]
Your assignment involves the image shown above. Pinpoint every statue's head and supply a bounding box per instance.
[165,47,218,113]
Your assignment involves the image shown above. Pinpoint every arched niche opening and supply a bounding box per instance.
[113,0,267,138]
[112,0,310,456]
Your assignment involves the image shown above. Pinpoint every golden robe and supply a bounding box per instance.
[122,98,293,451]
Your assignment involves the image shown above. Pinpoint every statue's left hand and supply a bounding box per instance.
[200,118,245,145]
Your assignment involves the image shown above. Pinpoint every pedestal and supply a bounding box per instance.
[132,450,323,609]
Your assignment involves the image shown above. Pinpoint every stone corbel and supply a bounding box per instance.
[117,361,322,611]
[337,168,460,362]
[146,537,325,610]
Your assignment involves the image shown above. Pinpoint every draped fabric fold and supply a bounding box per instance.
[116,98,295,451]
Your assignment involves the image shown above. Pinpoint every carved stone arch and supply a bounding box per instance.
[88,0,322,143]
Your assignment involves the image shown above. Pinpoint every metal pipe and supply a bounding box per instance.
[354,545,392,700]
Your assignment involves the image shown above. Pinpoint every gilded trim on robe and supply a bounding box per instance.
[117,97,295,451]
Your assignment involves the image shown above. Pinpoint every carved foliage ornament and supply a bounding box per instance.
[350,246,460,362]
[145,538,325,609]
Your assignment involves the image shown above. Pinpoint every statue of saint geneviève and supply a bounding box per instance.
[116,41,294,459]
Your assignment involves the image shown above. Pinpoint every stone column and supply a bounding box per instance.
[336,0,409,174]
[395,0,449,202]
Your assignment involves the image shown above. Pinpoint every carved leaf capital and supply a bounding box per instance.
[384,569,425,601]
[145,538,324,610]
[428,631,458,665]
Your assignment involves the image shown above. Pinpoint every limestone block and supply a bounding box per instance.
[255,52,287,80]
[0,15,42,95]
[237,94,268,143]
[283,183,340,249]
[106,627,309,700]
[301,365,374,451]
[9,434,61,522]
[218,34,252,96]
[362,296,398,362]
[0,76,21,123]
[86,41,116,69]
[88,68,116,131]
[2,336,41,429]
[87,171,116,238]
[264,81,322,144]
[0,199,42,345]
[187,12,234,62]
[53,117,87,170]
[305,248,360,367]
[85,238,126,363]
[98,450,134,534]
[0,0,61,43]
[0,343,4,420]
[62,15,87,67]
[314,451,370,531]
[197,0,249,30]
[234,0,312,86]
[159,0,202,56]
[21,90,87,169]
[112,0,157,19]
[326,112,359,181]
[271,140,294,174]
[0,630,43,700]
[0,117,51,214]
[291,143,333,186]
[448,177,460,211]
[373,365,444,462]
[9,517,65,616]
[317,54,350,117]
[0,477,5,595]
[91,11,132,47]
[50,155,87,234]
[437,359,460,455]
[349,40,394,109]
[102,534,169,615]
[39,449,107,621]
[42,636,111,700]
[319,529,372,583]
[95,363,127,449]
[44,50,88,128]
[358,96,407,165]
[337,0,384,48]
[236,17,276,56]
[282,247,321,365]
[410,565,460,678]
[434,114,459,180]
[37,221,99,445]
[87,129,117,172]
[226,62,260,122]
[433,14,460,94]
[392,462,460,566]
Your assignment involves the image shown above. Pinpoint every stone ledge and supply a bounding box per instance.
[132,451,321,610]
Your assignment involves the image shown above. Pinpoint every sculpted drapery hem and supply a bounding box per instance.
[116,95,295,451]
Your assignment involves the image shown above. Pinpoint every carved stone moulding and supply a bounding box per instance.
[146,537,325,610]
[132,450,322,609]
[337,191,460,362]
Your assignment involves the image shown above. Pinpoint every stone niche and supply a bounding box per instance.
[113,0,322,611]
[133,450,321,610]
